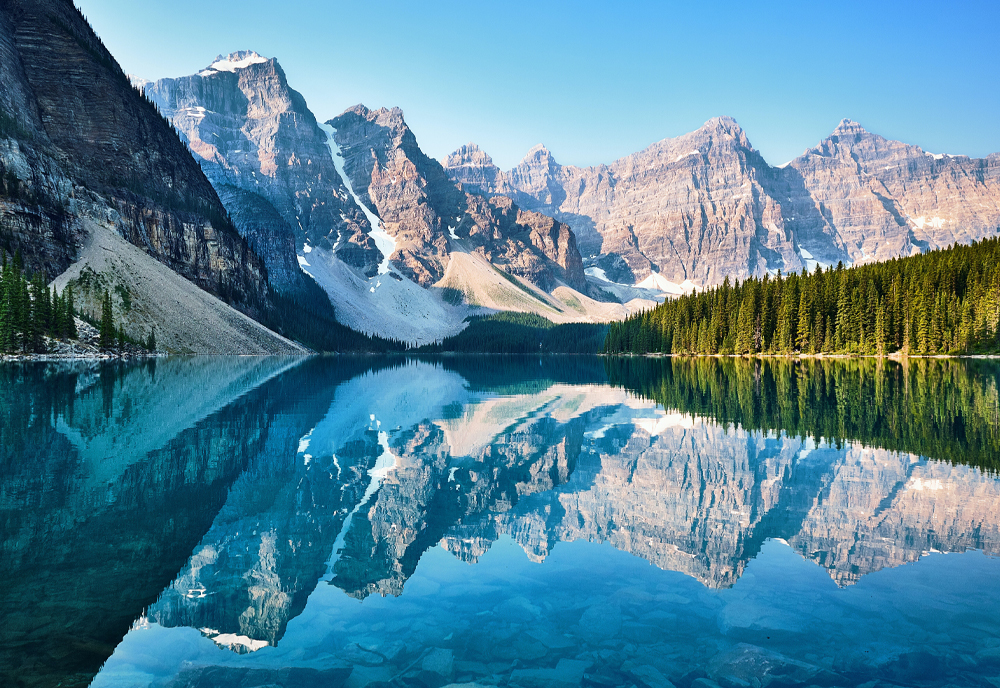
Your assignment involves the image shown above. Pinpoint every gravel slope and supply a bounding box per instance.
[53,223,309,355]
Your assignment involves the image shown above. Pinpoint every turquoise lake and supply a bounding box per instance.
[2,356,1000,688]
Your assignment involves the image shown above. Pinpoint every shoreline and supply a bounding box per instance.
[598,352,1000,360]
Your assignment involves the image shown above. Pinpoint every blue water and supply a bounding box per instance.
[3,356,1000,688]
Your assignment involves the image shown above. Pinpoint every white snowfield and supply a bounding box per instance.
[319,122,396,275]
[796,245,830,273]
[635,272,700,296]
[297,245,469,344]
[586,266,699,302]
[198,52,269,77]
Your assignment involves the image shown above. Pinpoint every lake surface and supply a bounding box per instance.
[3,356,1000,688]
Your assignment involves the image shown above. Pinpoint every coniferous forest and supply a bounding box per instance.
[0,251,79,353]
[603,238,1000,356]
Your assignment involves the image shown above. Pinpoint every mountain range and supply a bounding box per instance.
[1,3,999,350]
[446,118,1000,288]
[138,53,645,343]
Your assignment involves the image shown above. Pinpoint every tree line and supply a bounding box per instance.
[0,250,158,354]
[604,238,1000,356]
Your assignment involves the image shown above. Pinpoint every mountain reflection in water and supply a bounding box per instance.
[2,356,999,688]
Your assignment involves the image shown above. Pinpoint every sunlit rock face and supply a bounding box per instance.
[786,120,1000,266]
[329,105,587,291]
[446,119,1000,287]
[142,53,383,286]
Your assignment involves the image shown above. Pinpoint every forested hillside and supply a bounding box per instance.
[604,239,1000,356]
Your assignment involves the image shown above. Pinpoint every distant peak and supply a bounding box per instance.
[445,143,495,168]
[198,51,270,77]
[832,118,868,135]
[519,144,558,168]
[699,116,745,136]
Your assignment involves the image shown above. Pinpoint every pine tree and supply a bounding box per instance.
[99,290,114,349]
[66,285,78,338]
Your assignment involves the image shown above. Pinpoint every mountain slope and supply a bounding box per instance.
[144,56,653,342]
[446,118,1000,288]
[139,52,383,290]
[0,1,297,352]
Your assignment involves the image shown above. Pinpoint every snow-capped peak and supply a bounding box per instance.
[198,51,269,77]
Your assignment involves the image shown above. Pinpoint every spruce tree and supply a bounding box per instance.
[99,290,114,349]
[66,285,77,338]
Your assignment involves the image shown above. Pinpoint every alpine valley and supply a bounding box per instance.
[1,3,999,351]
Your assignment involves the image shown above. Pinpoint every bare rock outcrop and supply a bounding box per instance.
[329,105,588,292]
[141,53,383,286]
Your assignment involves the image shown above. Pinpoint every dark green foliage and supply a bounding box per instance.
[419,312,609,354]
[0,253,79,353]
[98,290,114,349]
[605,356,1000,473]
[604,239,1000,356]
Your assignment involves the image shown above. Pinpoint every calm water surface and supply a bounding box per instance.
[3,356,1000,688]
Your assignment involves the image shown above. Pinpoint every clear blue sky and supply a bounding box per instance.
[77,0,1000,170]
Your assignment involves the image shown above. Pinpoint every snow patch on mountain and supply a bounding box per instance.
[635,272,699,296]
[797,245,830,272]
[297,246,468,344]
[912,216,947,230]
[198,51,268,77]
[319,123,396,275]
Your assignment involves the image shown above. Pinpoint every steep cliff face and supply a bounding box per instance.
[785,119,1000,265]
[141,56,613,343]
[446,118,1000,287]
[329,105,587,292]
[141,53,383,287]
[0,2,269,309]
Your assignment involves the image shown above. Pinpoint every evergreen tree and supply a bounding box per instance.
[99,290,114,349]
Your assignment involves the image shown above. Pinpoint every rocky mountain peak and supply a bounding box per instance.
[444,143,501,193]
[522,143,557,164]
[833,118,865,134]
[695,116,752,149]
[445,142,495,169]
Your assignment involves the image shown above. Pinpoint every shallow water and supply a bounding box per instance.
[3,356,1000,688]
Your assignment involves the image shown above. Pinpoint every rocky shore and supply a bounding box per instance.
[0,318,160,361]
